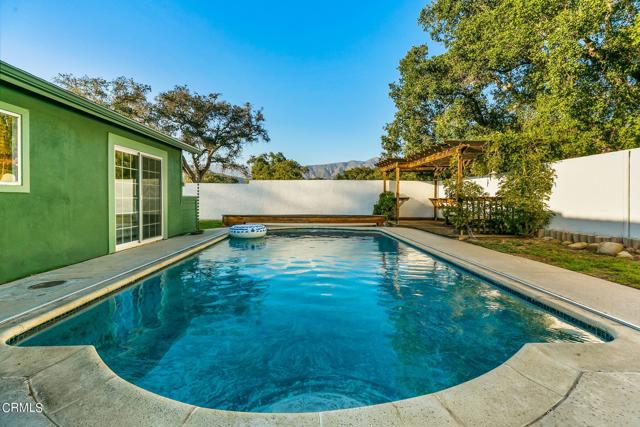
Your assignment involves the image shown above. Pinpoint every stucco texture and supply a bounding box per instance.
[0,82,187,284]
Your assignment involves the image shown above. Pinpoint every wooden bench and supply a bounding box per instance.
[222,214,386,226]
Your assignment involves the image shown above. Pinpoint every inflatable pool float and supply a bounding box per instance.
[229,223,267,239]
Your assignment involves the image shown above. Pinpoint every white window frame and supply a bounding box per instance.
[114,145,164,251]
[0,108,22,186]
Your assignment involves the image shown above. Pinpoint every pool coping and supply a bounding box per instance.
[1,225,640,426]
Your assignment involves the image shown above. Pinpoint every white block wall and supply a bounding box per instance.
[184,180,435,219]
[185,148,640,240]
[548,150,633,238]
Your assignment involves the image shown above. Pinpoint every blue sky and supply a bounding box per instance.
[0,1,440,165]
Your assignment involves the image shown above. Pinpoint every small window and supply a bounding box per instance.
[0,108,21,185]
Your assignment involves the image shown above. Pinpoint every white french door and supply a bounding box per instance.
[114,146,163,250]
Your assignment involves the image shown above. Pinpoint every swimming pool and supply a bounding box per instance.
[19,230,603,412]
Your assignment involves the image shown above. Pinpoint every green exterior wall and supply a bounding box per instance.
[0,82,193,284]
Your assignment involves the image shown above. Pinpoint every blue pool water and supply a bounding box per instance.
[21,230,602,412]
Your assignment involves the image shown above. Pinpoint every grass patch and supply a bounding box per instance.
[199,219,224,229]
[469,238,640,289]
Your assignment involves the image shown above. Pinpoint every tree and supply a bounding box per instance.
[184,171,241,184]
[248,152,306,180]
[384,0,639,159]
[335,166,382,180]
[153,86,269,183]
[54,74,152,124]
[335,166,424,180]
[382,0,639,234]
[55,75,269,183]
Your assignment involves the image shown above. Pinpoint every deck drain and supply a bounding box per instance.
[29,280,67,289]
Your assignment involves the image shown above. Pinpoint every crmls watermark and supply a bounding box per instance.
[1,402,44,413]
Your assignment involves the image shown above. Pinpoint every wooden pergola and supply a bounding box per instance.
[376,140,486,223]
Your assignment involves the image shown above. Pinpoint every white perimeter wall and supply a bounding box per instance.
[185,180,435,219]
[185,148,640,240]
[548,149,638,240]
[437,148,640,239]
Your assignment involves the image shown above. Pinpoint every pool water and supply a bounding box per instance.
[20,230,602,412]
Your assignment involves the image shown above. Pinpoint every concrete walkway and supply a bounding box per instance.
[0,226,639,426]
[0,229,228,329]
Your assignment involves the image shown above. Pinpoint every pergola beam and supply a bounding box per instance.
[374,140,487,225]
[376,140,485,172]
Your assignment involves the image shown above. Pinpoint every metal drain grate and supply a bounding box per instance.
[29,280,67,289]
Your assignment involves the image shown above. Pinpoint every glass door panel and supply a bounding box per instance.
[114,149,162,250]
[142,156,162,240]
[115,150,140,246]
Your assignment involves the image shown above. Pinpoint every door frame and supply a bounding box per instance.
[108,133,168,253]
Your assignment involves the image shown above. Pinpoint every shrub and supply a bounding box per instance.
[373,192,397,220]
[441,179,486,234]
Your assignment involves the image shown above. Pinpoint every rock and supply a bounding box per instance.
[561,241,572,246]
[568,242,588,250]
[616,251,634,259]
[597,242,625,256]
[586,243,600,252]
[541,236,555,241]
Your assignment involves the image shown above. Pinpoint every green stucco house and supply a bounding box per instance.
[0,61,199,284]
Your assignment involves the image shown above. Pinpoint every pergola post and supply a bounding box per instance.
[374,140,485,227]
[456,147,464,236]
[433,177,438,220]
[395,165,400,224]
[456,147,463,200]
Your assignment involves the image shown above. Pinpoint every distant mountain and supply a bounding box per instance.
[304,158,379,179]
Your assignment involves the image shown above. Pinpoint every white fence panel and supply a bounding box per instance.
[184,180,434,219]
[185,148,640,240]
[630,149,640,241]
[547,150,630,238]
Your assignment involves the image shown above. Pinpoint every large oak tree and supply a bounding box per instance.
[55,75,269,182]
[383,0,639,234]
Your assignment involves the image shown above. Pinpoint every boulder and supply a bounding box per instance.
[616,251,634,259]
[568,242,588,250]
[597,242,625,256]
[586,243,600,252]
[561,241,572,246]
[541,236,555,241]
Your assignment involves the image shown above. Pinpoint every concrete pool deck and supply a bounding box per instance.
[1,226,639,426]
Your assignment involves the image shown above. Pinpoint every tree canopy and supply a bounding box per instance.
[183,171,241,184]
[248,152,307,180]
[335,166,382,180]
[54,74,153,124]
[55,75,269,182]
[383,0,640,162]
[382,0,639,234]
[153,86,268,182]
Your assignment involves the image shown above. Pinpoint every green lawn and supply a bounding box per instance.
[469,238,640,289]
[198,219,224,229]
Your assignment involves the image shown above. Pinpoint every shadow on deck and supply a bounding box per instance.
[398,219,459,238]
[397,219,516,239]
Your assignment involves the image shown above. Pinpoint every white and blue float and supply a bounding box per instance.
[229,223,267,239]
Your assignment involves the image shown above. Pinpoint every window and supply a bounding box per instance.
[0,109,21,185]
[0,101,29,192]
